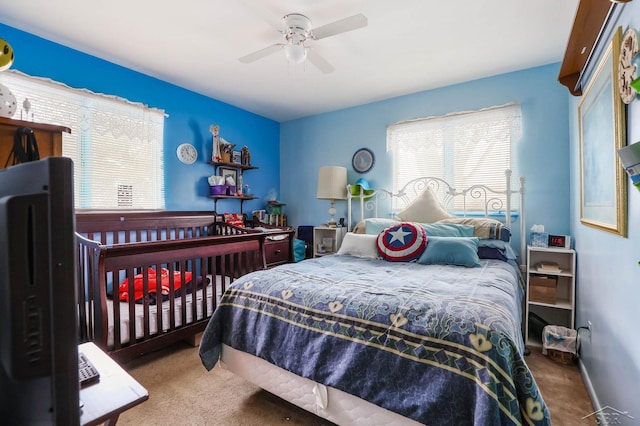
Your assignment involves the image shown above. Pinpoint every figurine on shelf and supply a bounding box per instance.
[210,125,221,162]
[220,140,236,163]
[242,146,251,166]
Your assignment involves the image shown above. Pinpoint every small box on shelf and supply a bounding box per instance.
[210,185,227,196]
[530,276,558,304]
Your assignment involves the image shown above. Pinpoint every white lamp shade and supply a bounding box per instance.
[284,43,307,64]
[317,166,347,200]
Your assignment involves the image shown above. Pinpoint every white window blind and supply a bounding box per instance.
[1,70,165,210]
[386,103,521,211]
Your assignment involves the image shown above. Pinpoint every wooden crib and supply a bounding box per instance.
[75,211,266,362]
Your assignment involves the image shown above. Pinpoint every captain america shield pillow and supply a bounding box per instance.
[376,222,427,262]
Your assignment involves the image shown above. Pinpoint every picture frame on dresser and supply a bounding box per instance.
[578,26,627,237]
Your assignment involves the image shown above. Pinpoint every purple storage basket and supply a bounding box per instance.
[210,185,227,196]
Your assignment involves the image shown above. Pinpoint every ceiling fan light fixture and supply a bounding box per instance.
[239,10,366,73]
[284,43,307,64]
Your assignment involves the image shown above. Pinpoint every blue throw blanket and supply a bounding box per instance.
[199,255,550,425]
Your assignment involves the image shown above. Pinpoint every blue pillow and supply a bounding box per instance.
[417,236,481,267]
[478,246,508,261]
[365,218,401,235]
[365,218,474,238]
[477,239,517,260]
[436,218,511,242]
[422,223,474,237]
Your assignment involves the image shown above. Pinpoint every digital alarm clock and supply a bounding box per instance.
[548,234,571,249]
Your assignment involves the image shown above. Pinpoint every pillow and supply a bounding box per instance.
[364,218,401,235]
[363,218,474,238]
[478,239,517,260]
[376,222,427,262]
[337,233,379,259]
[436,217,511,242]
[477,246,508,261]
[417,236,481,267]
[422,222,474,237]
[395,187,454,223]
[352,220,366,234]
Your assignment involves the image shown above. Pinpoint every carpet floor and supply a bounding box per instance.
[118,342,595,425]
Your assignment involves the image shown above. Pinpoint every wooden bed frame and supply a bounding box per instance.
[75,211,267,362]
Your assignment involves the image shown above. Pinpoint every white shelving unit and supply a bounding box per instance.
[525,245,576,347]
[313,226,346,257]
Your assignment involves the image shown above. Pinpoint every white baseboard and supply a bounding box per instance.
[578,359,602,419]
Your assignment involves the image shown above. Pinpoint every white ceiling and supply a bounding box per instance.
[0,0,579,123]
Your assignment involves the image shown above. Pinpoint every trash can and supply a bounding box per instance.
[542,325,578,364]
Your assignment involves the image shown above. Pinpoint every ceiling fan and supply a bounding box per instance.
[239,12,368,74]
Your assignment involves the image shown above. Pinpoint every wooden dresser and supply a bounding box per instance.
[264,231,294,267]
[245,219,295,268]
[0,117,70,169]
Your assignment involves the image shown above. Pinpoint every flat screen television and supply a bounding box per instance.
[0,157,79,424]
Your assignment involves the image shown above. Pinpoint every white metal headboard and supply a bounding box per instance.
[347,170,526,263]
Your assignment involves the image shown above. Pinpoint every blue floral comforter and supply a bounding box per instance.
[199,255,550,425]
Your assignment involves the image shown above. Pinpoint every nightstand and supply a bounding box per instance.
[245,219,295,268]
[264,232,293,267]
[313,226,346,257]
[524,246,576,347]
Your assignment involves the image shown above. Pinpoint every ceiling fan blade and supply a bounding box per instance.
[239,44,283,64]
[311,14,368,40]
[307,49,335,74]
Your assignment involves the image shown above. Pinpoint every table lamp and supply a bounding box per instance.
[316,166,347,227]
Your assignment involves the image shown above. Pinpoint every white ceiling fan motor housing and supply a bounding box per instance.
[283,13,312,43]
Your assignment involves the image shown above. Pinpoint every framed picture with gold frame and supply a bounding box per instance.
[578,26,627,237]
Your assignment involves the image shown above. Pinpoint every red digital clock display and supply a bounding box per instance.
[548,235,567,248]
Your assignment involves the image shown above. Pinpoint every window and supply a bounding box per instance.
[386,103,521,212]
[1,70,165,210]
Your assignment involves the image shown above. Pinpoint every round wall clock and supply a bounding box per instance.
[618,28,639,104]
[176,143,198,164]
[352,148,375,173]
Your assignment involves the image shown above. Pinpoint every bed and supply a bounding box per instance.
[199,172,551,425]
[75,211,269,362]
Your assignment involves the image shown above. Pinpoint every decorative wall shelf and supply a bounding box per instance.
[558,0,615,95]
[208,160,258,214]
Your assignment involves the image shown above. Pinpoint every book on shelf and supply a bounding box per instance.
[535,262,562,273]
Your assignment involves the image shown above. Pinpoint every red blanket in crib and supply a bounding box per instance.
[119,268,192,303]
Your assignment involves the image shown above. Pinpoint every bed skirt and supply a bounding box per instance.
[220,344,422,426]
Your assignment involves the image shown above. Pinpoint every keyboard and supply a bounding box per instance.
[78,351,100,388]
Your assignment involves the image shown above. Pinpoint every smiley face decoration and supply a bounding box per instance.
[0,38,14,71]
[0,38,16,118]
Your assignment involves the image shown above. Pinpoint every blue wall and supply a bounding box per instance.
[0,23,280,213]
[281,63,572,259]
[569,2,640,417]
